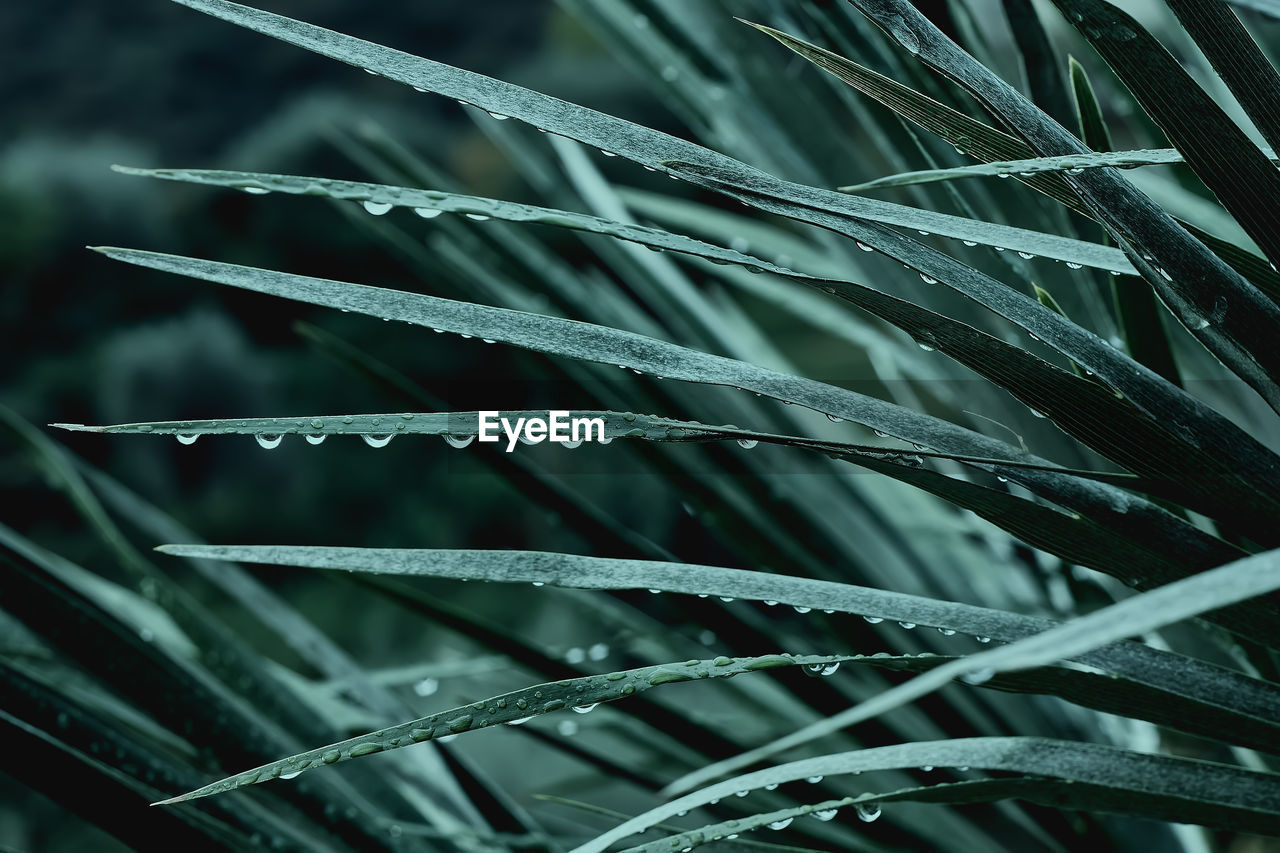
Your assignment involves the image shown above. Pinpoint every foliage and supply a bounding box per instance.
[6,0,1280,850]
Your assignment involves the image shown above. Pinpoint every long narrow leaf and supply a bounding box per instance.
[577,738,1280,851]
[150,653,863,805]
[152,544,1280,753]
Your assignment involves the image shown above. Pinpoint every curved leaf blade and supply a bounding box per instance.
[579,738,1280,851]
[149,653,863,805]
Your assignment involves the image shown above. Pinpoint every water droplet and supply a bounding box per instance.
[413,677,439,697]
[737,439,758,449]
[241,186,270,195]
[176,433,200,445]
[920,765,934,772]
[1017,251,1035,260]
[505,716,532,726]
[975,635,991,644]
[362,201,393,215]
[863,615,884,624]
[1068,167,1085,175]
[962,240,978,246]
[562,439,583,449]
[255,434,283,449]
[767,817,793,831]
[600,149,617,157]
[465,213,491,221]
[793,605,812,614]
[305,434,327,445]
[856,241,874,252]
[482,338,496,344]
[917,342,935,352]
[898,621,916,630]
[826,414,844,423]
[919,273,938,284]
[735,789,749,798]
[486,111,509,120]
[806,774,824,784]
[856,802,882,822]
[719,596,735,602]
[994,246,1007,252]
[938,627,955,636]
[763,600,778,606]
[1029,408,1047,419]
[280,770,302,780]
[1066,262,1083,269]
[412,86,428,93]
[588,643,609,661]
[962,667,995,685]
[414,207,443,218]
[572,703,598,714]
[444,434,476,449]
[363,434,394,448]
[813,808,838,822]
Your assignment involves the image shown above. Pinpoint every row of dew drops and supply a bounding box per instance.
[170,412,615,449]
[235,73,1157,284]
[169,413,769,451]
[174,432,603,450]
[639,588,993,645]
[246,167,1159,356]
[700,757,995,837]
